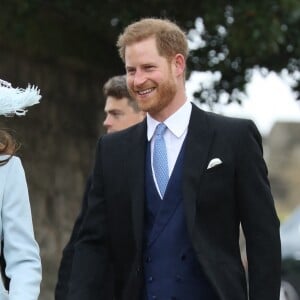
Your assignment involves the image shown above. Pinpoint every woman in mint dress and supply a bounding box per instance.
[0,79,42,299]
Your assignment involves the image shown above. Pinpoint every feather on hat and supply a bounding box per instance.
[0,79,42,116]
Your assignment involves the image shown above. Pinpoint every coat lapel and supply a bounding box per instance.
[126,120,147,253]
[183,105,215,237]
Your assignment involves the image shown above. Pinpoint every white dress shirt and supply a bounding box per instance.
[147,100,192,197]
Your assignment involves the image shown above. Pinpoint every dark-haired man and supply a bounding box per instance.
[55,75,144,300]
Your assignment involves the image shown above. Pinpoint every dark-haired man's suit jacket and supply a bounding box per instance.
[67,104,281,300]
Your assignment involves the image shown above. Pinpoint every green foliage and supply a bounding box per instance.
[1,0,299,103]
[189,1,300,103]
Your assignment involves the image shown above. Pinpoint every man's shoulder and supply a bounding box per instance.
[191,104,259,137]
[101,121,146,144]
[193,104,252,124]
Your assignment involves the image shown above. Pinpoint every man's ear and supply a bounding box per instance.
[173,54,186,77]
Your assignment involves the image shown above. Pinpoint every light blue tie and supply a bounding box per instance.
[153,123,169,198]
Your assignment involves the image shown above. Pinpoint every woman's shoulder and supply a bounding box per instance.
[0,155,23,171]
[0,154,21,162]
[0,156,26,192]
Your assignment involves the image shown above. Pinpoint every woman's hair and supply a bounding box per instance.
[0,129,18,165]
[117,18,189,63]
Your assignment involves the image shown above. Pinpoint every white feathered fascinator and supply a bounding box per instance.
[0,78,42,116]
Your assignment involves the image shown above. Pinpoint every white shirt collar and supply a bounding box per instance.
[147,100,192,141]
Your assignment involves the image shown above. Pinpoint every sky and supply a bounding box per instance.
[186,70,300,136]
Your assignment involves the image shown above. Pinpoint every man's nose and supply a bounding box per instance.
[103,115,112,129]
[133,70,147,87]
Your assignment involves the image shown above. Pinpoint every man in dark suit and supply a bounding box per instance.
[67,18,281,300]
[55,75,145,300]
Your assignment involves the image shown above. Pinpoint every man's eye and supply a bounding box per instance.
[126,69,135,75]
[111,112,123,117]
[145,66,154,71]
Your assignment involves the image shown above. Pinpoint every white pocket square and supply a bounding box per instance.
[207,158,223,169]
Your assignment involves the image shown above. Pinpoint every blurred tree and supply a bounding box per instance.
[189,1,300,105]
[0,0,299,104]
